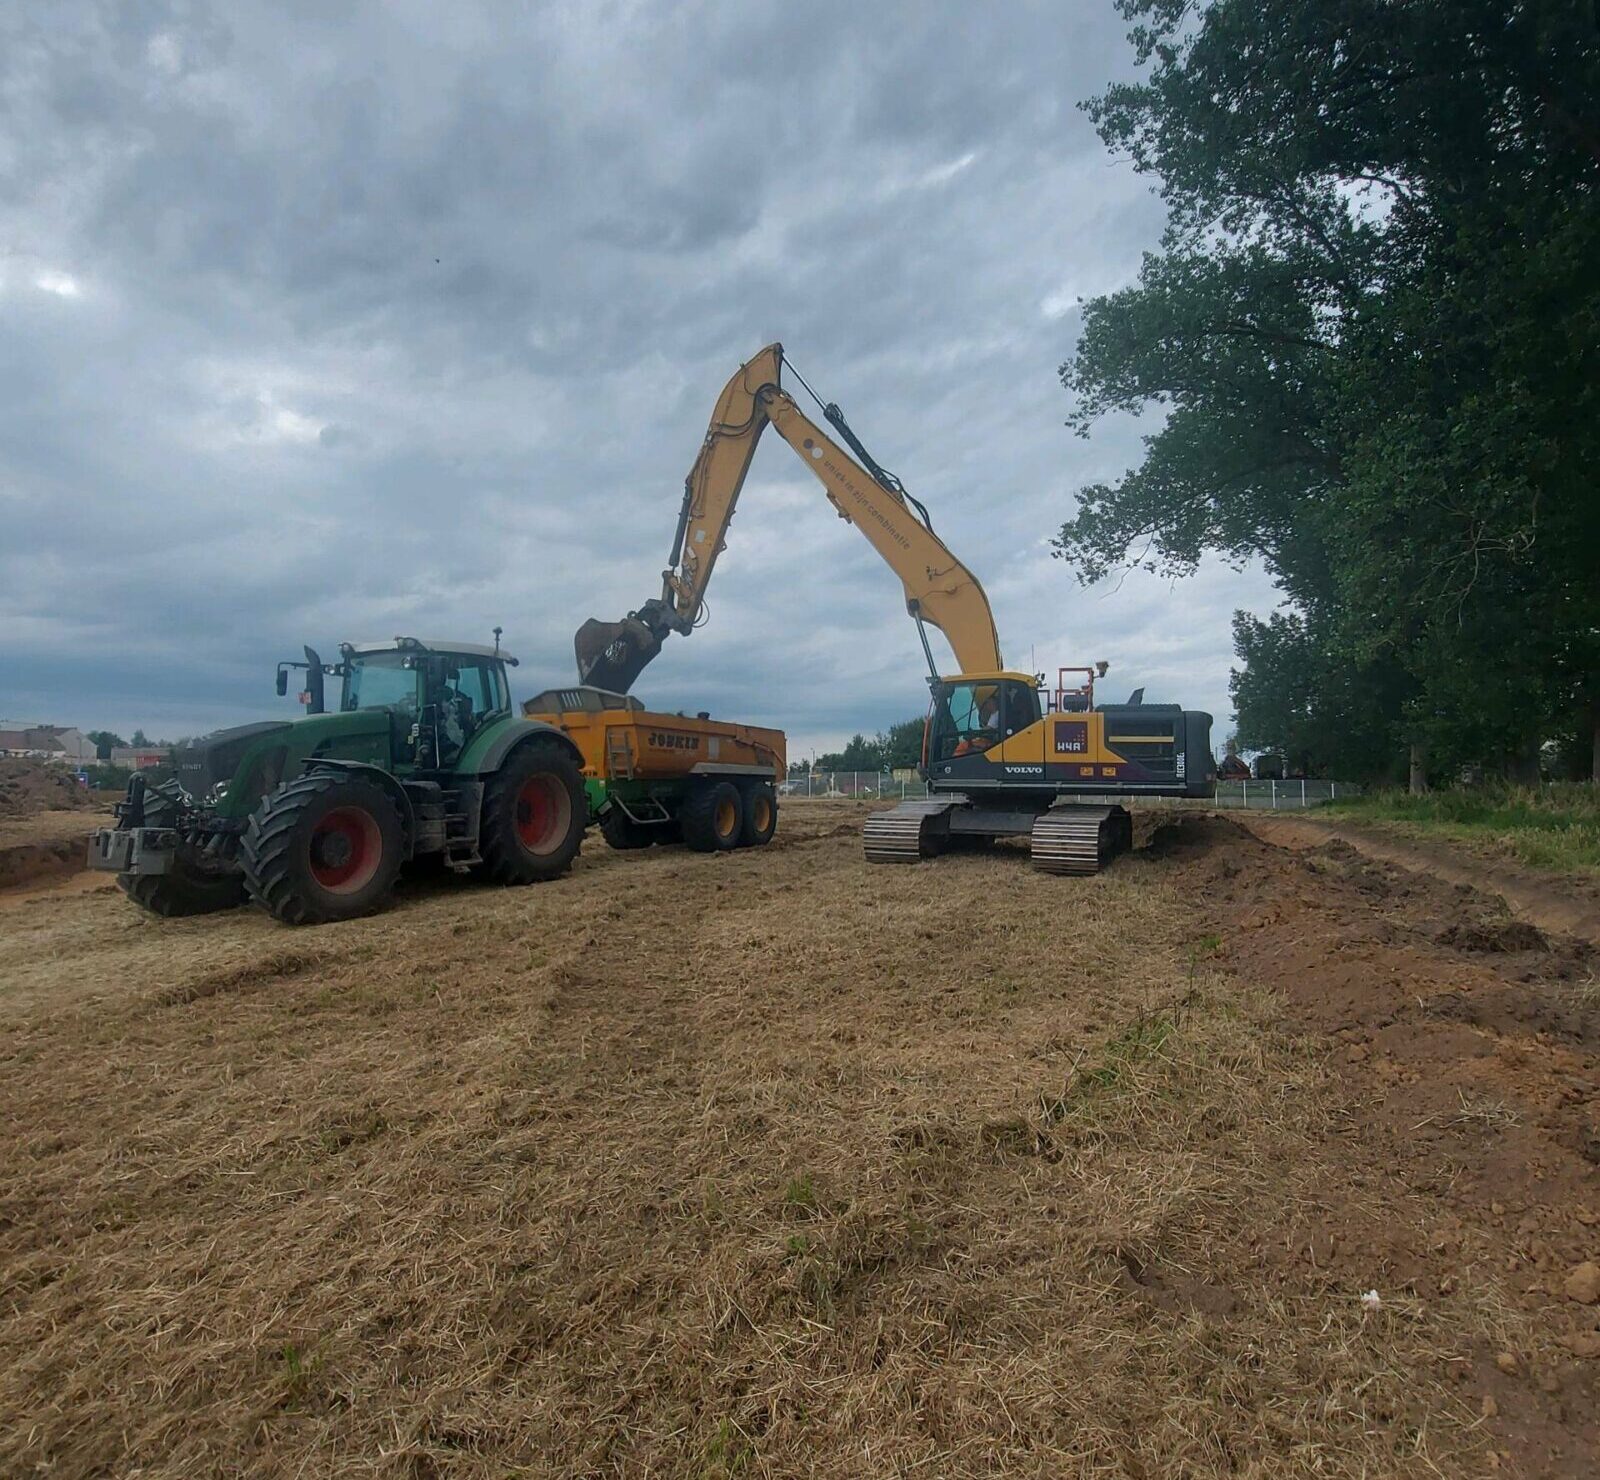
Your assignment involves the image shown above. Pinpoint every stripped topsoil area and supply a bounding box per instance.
[1155,812,1599,1475]
[0,808,109,891]
[0,801,1595,1477]
[0,759,109,891]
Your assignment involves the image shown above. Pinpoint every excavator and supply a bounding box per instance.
[576,344,1213,873]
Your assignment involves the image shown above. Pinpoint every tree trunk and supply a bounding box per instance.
[1408,743,1429,796]
[1507,738,1541,787]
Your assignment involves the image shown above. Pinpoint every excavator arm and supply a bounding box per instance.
[576,343,1003,691]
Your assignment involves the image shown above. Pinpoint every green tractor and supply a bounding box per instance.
[89,635,587,925]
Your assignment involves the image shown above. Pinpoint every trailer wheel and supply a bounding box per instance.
[600,807,656,851]
[118,858,246,917]
[477,740,586,884]
[739,782,778,847]
[681,780,743,853]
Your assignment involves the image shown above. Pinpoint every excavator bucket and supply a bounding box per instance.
[574,615,663,692]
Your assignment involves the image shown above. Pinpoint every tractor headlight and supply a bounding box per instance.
[206,779,230,806]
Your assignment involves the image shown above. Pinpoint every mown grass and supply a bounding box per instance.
[1323,781,1600,875]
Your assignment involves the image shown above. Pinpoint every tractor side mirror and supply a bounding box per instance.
[276,667,289,697]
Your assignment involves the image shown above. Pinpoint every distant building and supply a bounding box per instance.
[110,747,168,770]
[0,724,96,764]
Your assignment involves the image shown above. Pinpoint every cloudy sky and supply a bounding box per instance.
[1,1,1278,757]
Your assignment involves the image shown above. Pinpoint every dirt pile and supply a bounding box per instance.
[1146,812,1600,1474]
[0,757,100,820]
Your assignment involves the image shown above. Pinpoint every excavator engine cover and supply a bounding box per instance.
[574,616,662,693]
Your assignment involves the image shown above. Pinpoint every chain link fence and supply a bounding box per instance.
[781,772,1359,809]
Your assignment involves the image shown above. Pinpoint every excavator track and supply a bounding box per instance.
[862,798,960,863]
[1028,805,1132,876]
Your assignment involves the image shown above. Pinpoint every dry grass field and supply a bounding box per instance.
[1,800,1596,1477]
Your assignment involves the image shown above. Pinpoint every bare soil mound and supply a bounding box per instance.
[0,835,89,891]
[0,757,100,820]
[1241,812,1600,944]
[0,807,111,891]
[1190,823,1600,1474]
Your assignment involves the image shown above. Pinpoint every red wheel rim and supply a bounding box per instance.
[515,774,571,855]
[309,806,383,894]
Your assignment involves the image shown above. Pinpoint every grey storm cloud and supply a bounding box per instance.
[1,0,1278,752]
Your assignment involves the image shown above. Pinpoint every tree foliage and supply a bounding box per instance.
[801,718,926,774]
[85,730,127,760]
[1061,0,1600,779]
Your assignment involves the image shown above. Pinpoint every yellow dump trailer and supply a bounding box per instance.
[523,685,785,853]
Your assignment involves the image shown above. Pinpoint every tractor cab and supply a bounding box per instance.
[337,638,517,768]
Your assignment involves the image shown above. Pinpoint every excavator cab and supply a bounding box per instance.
[927,674,1042,765]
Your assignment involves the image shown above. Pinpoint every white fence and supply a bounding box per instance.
[1212,779,1357,810]
[782,773,1358,809]
[782,771,929,800]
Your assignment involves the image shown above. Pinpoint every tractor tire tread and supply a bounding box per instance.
[476,739,586,885]
[240,771,404,925]
[118,865,245,918]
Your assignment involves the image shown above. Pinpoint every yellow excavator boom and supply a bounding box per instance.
[575,343,1002,690]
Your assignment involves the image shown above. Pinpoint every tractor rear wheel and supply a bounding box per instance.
[681,779,743,853]
[241,772,404,925]
[118,856,246,917]
[600,807,657,850]
[739,782,778,847]
[476,740,586,884]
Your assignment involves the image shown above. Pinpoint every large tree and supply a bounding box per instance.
[1060,0,1600,782]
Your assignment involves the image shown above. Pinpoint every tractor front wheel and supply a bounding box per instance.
[118,856,246,917]
[476,741,586,885]
[241,773,404,925]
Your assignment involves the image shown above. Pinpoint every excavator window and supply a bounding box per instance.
[931,679,1042,762]
[998,679,1041,738]
[932,682,999,761]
